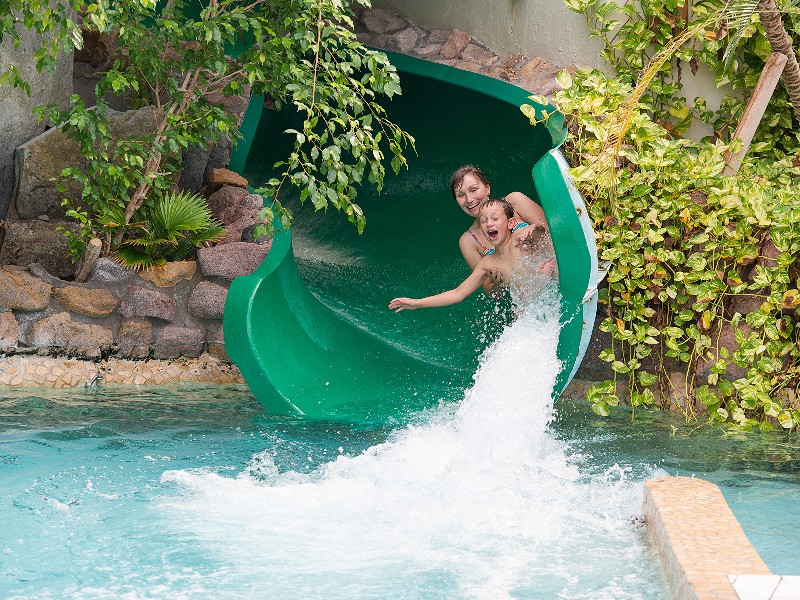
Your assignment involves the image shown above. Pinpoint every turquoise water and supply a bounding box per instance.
[1,291,797,598]
[2,385,799,598]
[1,292,671,599]
[553,400,800,576]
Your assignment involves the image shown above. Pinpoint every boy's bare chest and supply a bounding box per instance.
[485,251,516,283]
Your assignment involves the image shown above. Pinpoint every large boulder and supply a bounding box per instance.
[0,219,81,279]
[138,261,197,288]
[439,30,471,60]
[119,285,177,322]
[89,257,136,284]
[205,321,228,361]
[117,319,152,358]
[205,168,248,195]
[0,311,19,352]
[207,185,251,220]
[0,267,52,312]
[154,325,205,359]
[361,9,407,34]
[53,286,118,317]
[197,242,270,280]
[14,106,160,219]
[187,281,228,320]
[26,311,113,358]
[0,28,73,226]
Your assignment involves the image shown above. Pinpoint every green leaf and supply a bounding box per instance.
[556,68,573,90]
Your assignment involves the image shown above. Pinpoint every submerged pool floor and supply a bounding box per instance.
[0,384,797,598]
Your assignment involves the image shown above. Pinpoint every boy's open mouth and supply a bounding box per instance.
[486,228,499,241]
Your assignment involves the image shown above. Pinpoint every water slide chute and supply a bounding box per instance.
[223,52,599,422]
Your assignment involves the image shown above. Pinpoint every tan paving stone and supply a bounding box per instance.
[644,476,771,600]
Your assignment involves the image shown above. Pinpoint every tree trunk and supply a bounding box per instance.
[758,0,800,118]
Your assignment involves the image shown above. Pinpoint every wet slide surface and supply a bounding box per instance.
[224,52,596,423]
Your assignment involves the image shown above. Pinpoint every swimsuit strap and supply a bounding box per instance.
[466,228,493,256]
[512,221,530,232]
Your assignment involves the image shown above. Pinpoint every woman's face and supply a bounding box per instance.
[454,174,491,218]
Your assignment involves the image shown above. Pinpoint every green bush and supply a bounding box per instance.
[526,69,800,430]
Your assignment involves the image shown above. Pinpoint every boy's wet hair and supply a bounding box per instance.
[479,198,514,219]
[450,165,490,198]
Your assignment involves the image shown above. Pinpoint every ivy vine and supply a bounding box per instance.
[526,66,799,431]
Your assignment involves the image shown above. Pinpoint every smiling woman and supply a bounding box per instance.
[451,165,548,295]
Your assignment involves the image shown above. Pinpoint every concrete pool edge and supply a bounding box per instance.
[0,354,243,387]
[642,476,800,600]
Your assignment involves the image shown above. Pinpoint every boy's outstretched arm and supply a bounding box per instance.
[389,267,487,312]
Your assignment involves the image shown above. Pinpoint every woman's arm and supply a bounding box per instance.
[389,266,488,312]
[505,191,548,230]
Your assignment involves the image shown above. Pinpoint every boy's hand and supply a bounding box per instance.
[515,226,536,249]
[389,297,419,312]
[537,258,558,276]
[487,267,503,284]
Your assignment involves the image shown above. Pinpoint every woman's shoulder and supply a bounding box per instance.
[459,228,486,268]
[459,227,475,243]
[503,191,532,204]
[503,191,547,228]
[458,228,474,249]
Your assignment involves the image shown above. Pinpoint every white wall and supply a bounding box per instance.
[371,0,728,139]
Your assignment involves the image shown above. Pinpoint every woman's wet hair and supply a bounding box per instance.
[450,165,490,198]
[479,198,514,219]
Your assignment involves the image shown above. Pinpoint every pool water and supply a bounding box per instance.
[553,400,800,576]
[1,287,797,598]
[2,288,671,599]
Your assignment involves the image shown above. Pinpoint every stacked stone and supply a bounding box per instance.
[0,167,269,386]
[353,8,574,98]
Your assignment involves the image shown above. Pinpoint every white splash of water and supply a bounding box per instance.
[159,285,663,598]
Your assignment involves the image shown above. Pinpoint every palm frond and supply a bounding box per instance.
[163,240,195,262]
[721,0,761,71]
[188,223,226,246]
[114,246,166,270]
[601,21,710,171]
[156,189,216,234]
[120,236,177,247]
[97,204,141,230]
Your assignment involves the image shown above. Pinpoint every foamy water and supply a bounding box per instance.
[160,286,666,599]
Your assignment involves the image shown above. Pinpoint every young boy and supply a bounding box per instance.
[389,198,556,312]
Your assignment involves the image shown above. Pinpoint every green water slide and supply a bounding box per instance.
[223,52,599,422]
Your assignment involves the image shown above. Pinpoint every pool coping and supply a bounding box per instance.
[0,353,243,388]
[643,476,800,600]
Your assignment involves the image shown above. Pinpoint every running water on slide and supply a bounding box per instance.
[223,52,599,423]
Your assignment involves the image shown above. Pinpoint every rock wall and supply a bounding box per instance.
[0,168,270,386]
[0,239,269,363]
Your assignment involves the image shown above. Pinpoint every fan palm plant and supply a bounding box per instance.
[113,189,225,270]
